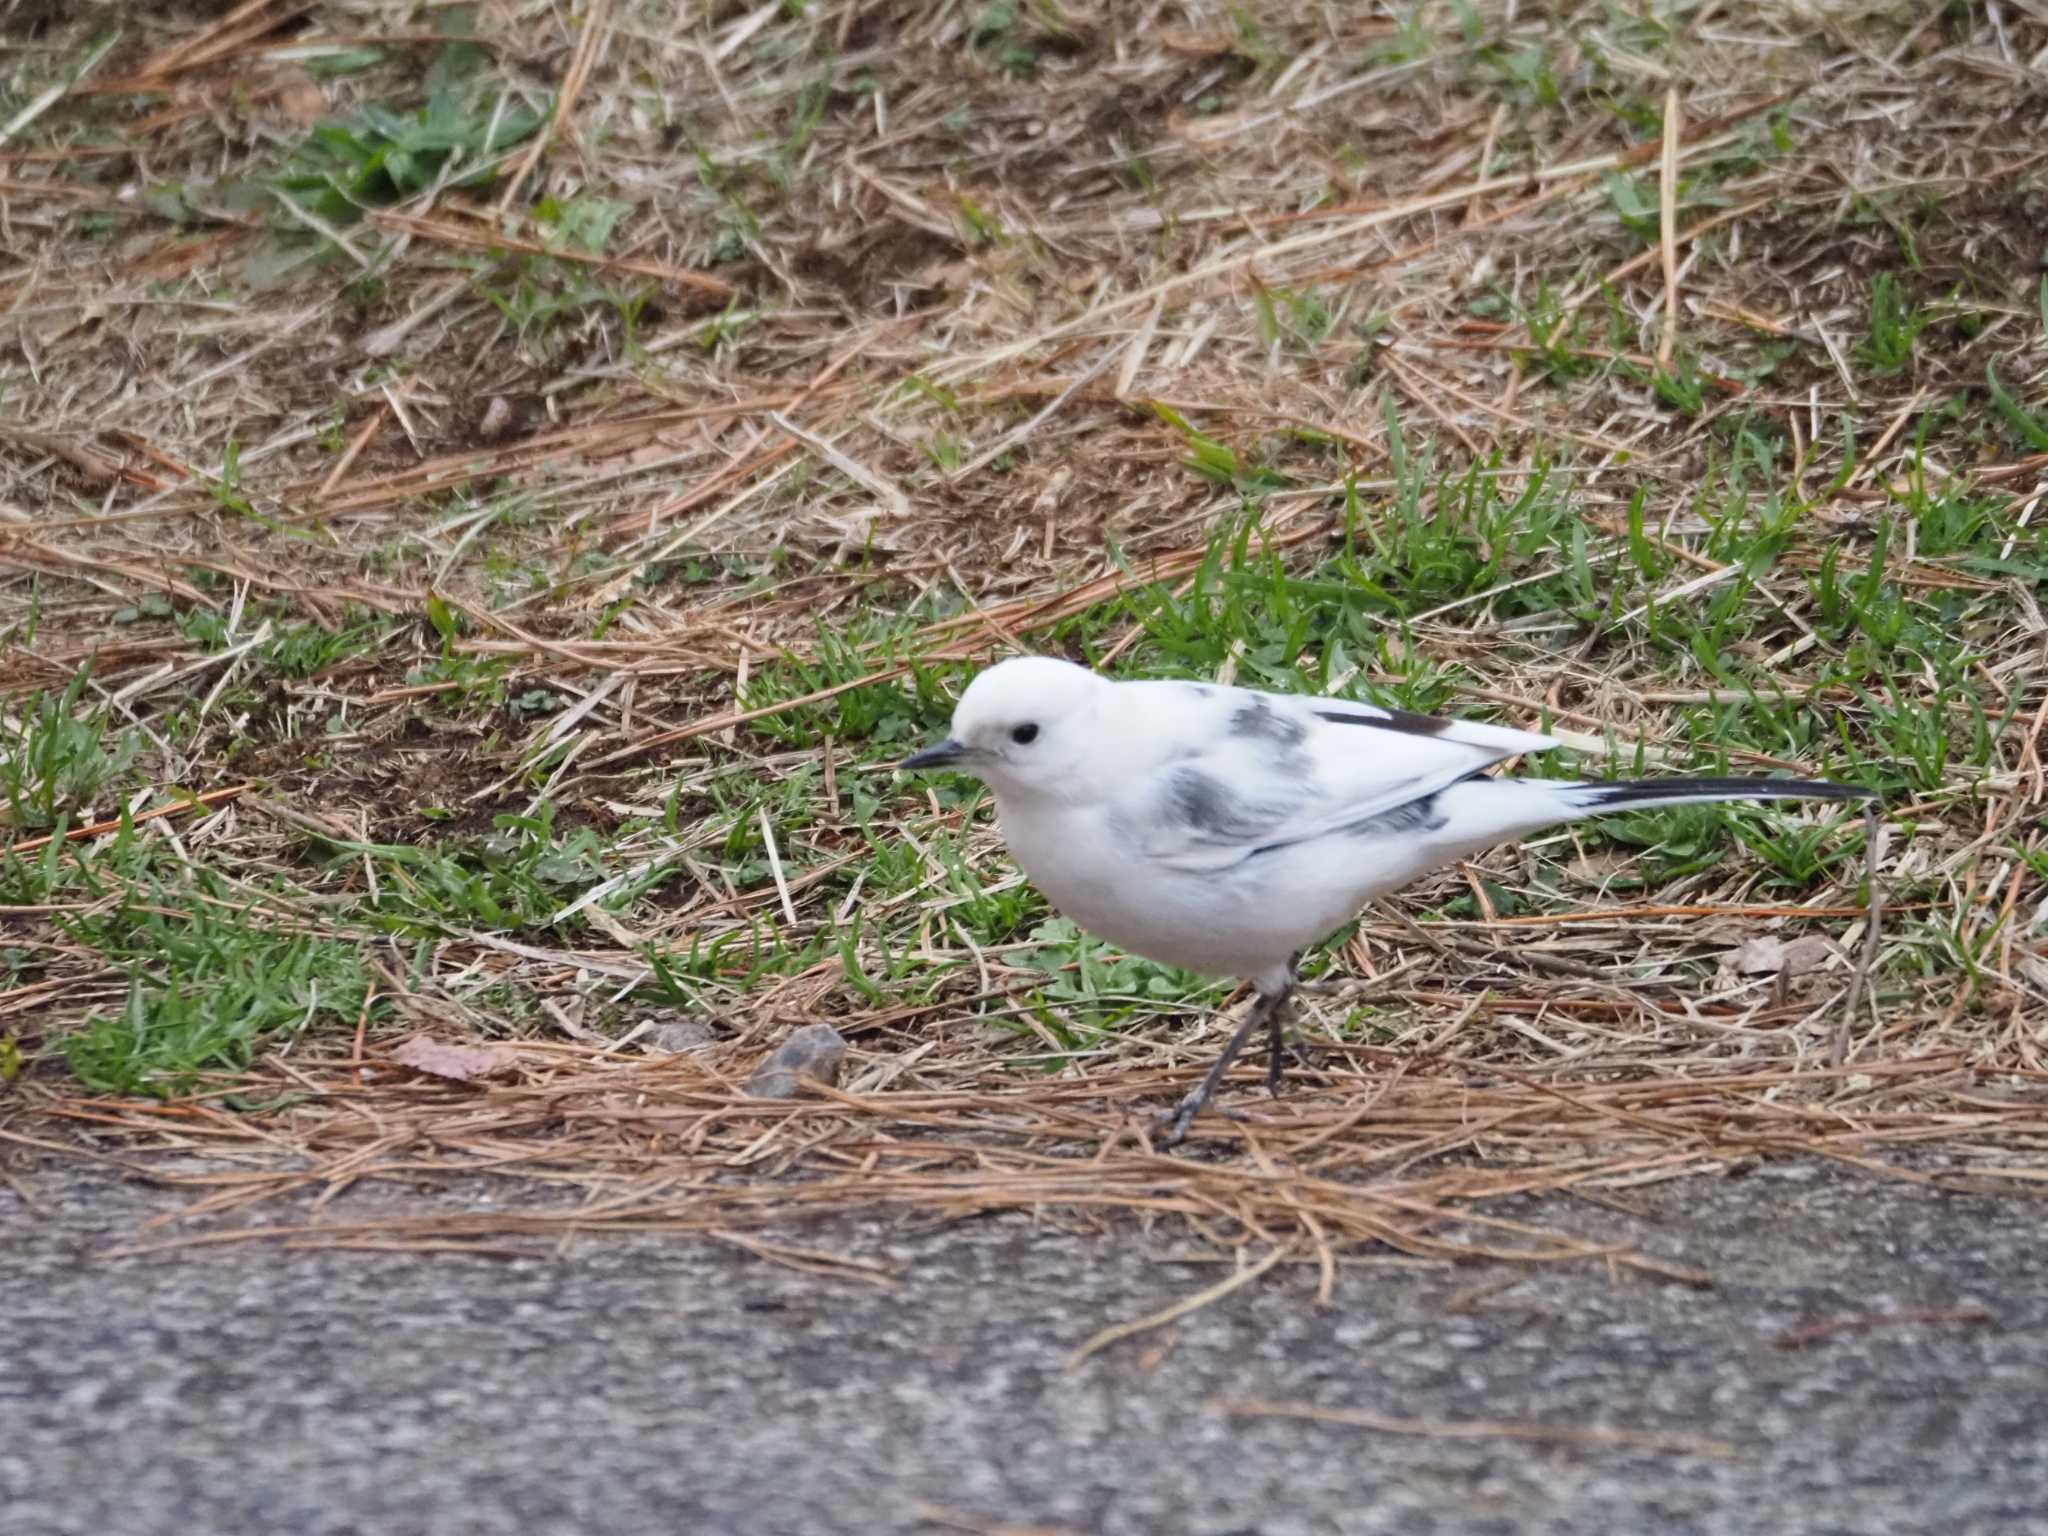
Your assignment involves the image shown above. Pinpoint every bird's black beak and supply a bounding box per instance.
[899,738,966,771]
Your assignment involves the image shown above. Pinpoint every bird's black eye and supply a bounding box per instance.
[1010,722,1040,745]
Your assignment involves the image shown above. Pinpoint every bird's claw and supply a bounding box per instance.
[1155,1092,1254,1148]
[1155,1094,1205,1148]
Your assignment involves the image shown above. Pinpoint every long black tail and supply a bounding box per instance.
[1559,775,1876,812]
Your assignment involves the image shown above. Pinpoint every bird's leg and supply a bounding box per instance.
[1266,950,1313,1092]
[1159,986,1288,1148]
[1264,982,1295,1095]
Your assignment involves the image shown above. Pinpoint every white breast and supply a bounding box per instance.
[991,793,1361,979]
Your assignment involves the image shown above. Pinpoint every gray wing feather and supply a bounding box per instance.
[1119,680,1553,873]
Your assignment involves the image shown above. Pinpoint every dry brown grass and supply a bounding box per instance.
[4,1,2048,1276]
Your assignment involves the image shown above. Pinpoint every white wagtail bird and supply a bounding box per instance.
[901,656,1875,1145]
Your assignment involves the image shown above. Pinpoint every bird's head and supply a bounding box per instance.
[898,655,1109,800]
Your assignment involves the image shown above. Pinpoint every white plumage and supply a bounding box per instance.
[902,655,1872,1143]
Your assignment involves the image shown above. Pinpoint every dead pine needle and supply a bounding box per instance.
[1068,1246,1289,1370]
[757,804,800,927]
[1656,86,1683,370]
[1833,802,1888,1069]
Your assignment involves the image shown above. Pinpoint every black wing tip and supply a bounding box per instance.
[1313,704,1451,738]
[1588,776,1879,807]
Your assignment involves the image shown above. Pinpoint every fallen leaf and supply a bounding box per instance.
[1725,936,1787,976]
[1720,933,1839,983]
[1777,934,1840,973]
[389,1034,506,1082]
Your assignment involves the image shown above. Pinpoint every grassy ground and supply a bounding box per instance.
[3,2,2047,1261]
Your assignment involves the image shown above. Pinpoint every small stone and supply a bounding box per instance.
[644,1018,716,1054]
[477,396,517,440]
[275,67,327,128]
[745,1023,848,1099]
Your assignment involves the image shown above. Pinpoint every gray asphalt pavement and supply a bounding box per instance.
[5,1159,2045,1536]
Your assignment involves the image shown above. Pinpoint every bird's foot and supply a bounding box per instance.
[1155,1092,1206,1149]
[1155,1086,1249,1148]
[1159,1080,1276,1146]
[1160,987,1289,1148]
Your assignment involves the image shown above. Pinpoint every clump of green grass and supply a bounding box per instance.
[1857,274,1931,375]
[475,193,657,359]
[735,618,961,750]
[64,911,378,1097]
[1505,280,1601,384]
[271,43,541,230]
[0,670,141,832]
[1251,282,1337,353]
[1986,362,2048,453]
[968,0,1080,80]
[284,800,612,936]
[1015,915,1215,1013]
